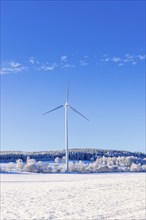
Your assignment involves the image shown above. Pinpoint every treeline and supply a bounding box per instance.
[1,156,146,173]
[0,148,146,162]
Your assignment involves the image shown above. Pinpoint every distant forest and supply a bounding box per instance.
[0,148,146,162]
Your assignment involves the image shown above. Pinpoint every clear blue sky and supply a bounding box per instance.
[1,1,145,152]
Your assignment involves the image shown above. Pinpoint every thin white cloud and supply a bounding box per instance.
[40,63,57,71]
[123,54,134,63]
[60,55,68,62]
[10,62,21,68]
[103,54,108,57]
[132,61,137,65]
[137,54,146,60]
[0,62,27,74]
[1,51,145,75]
[62,64,75,68]
[111,57,121,63]
[80,60,88,66]
[101,56,110,63]
[29,57,39,64]
[118,63,124,66]
[0,67,11,74]
[104,57,110,62]
[100,53,146,66]
[29,57,35,64]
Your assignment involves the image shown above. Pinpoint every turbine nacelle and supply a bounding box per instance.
[64,102,68,107]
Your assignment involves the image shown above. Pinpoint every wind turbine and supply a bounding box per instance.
[42,87,89,173]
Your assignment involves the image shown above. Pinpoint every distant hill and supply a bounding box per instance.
[0,148,146,162]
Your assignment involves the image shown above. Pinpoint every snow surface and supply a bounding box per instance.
[1,173,146,220]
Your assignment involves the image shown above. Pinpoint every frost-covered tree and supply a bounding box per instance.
[130,163,142,172]
[53,164,62,172]
[62,156,66,163]
[16,159,24,171]
[69,161,74,172]
[46,164,53,173]
[96,164,111,172]
[54,157,62,163]
[10,154,146,173]
[0,164,6,173]
[24,158,37,172]
[6,162,15,171]
[76,161,86,172]
[36,161,47,173]
[142,164,146,171]
[124,156,135,167]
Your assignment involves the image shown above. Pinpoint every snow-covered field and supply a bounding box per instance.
[1,173,145,220]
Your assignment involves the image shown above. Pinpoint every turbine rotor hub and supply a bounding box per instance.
[65,102,68,107]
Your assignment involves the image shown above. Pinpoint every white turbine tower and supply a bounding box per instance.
[42,87,89,173]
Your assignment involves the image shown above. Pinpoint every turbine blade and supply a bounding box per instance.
[42,105,64,116]
[66,82,69,103]
[69,105,89,121]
